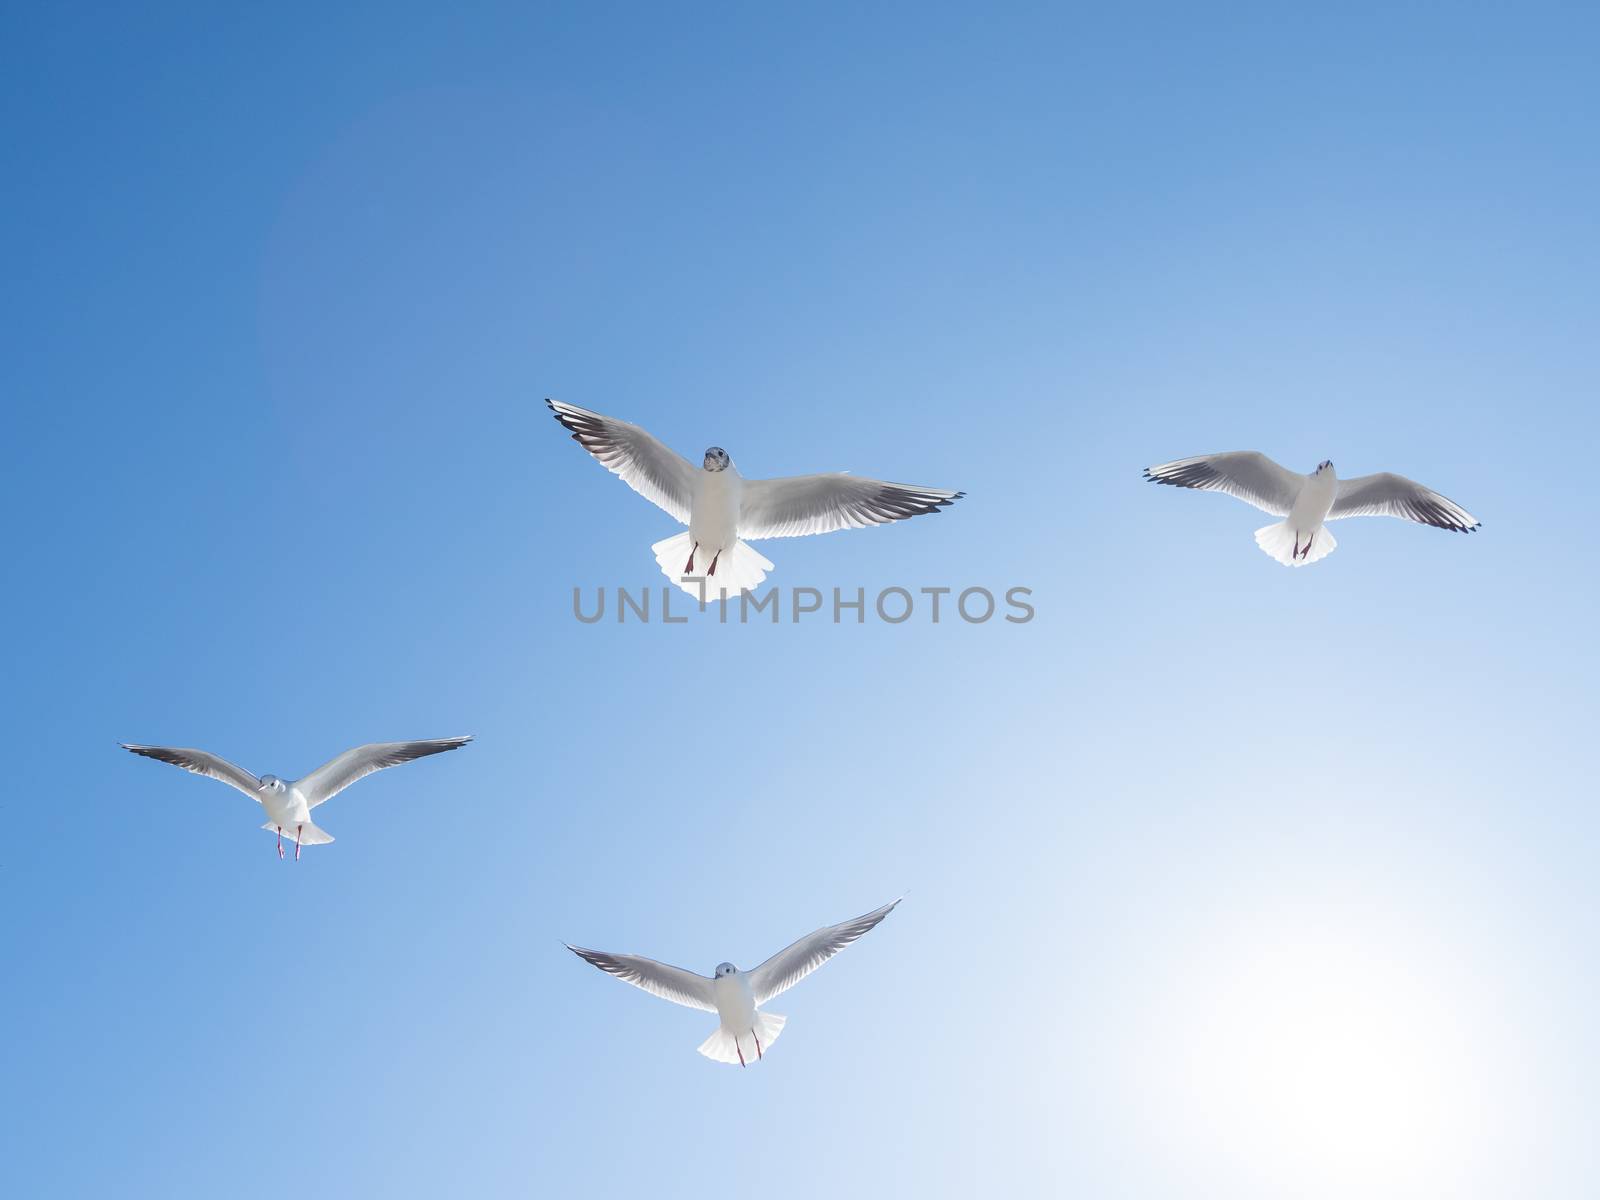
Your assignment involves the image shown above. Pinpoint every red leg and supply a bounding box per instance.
[707,550,720,576]
[736,1037,745,1068]
[276,827,284,859]
[753,1032,762,1060]
[295,824,303,861]
[683,542,698,573]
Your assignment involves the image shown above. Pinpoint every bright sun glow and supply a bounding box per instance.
[1137,904,1496,1198]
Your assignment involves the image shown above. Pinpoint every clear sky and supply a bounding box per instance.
[3,3,1597,1196]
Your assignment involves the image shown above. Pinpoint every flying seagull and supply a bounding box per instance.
[121,737,473,858]
[1144,452,1480,566]
[565,898,901,1066]
[547,399,963,597]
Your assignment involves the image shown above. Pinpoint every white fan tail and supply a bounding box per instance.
[697,1012,787,1066]
[259,818,334,846]
[1253,521,1338,567]
[650,532,775,600]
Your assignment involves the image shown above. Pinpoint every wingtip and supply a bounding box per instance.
[545,398,592,442]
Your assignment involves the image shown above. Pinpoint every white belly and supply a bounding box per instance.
[713,974,758,1032]
[1289,471,1337,529]
[689,471,742,565]
[262,790,311,828]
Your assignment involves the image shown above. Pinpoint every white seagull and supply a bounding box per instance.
[565,898,901,1066]
[1144,452,1481,566]
[121,737,473,858]
[547,399,963,597]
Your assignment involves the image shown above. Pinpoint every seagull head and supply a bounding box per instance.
[702,447,731,472]
[1315,460,1335,475]
[714,962,738,978]
[257,775,285,795]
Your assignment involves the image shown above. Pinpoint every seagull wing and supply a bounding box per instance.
[121,744,262,801]
[1143,451,1302,516]
[564,945,716,1012]
[546,398,696,524]
[747,898,901,1006]
[1328,472,1481,531]
[739,474,962,539]
[296,737,473,808]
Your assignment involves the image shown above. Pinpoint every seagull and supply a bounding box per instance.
[1144,452,1480,566]
[547,399,963,597]
[565,898,901,1066]
[121,737,473,858]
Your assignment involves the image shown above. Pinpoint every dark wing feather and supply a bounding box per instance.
[747,899,902,1006]
[1328,473,1480,531]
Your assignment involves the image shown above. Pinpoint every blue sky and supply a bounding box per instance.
[3,3,1597,1196]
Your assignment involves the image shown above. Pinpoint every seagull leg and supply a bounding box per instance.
[753,1031,762,1060]
[1300,531,1314,560]
[707,549,720,576]
[276,826,284,859]
[736,1036,746,1068]
[295,824,303,862]
[683,542,698,574]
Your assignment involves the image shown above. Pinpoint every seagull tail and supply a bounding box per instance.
[1253,521,1337,568]
[259,818,334,846]
[651,532,775,601]
[697,1012,787,1066]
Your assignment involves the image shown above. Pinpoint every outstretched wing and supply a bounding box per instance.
[1143,451,1302,517]
[546,398,696,524]
[121,744,262,801]
[564,945,716,1012]
[1328,473,1480,531]
[747,898,902,1006]
[739,475,962,539]
[297,737,473,808]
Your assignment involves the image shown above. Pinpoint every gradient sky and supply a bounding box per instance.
[4,4,1598,1197]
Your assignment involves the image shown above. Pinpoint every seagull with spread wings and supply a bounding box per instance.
[1144,452,1480,566]
[566,898,901,1066]
[547,399,963,597]
[121,737,473,858]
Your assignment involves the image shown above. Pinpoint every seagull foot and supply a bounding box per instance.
[736,1039,746,1068]
[754,1032,762,1060]
[683,542,698,574]
[276,828,285,860]
[707,550,720,577]
[295,824,302,862]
